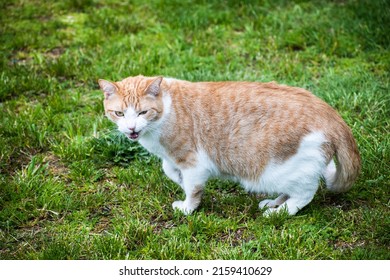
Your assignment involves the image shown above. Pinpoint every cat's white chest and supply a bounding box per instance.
[139,133,167,159]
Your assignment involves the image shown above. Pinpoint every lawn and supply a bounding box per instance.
[0,0,389,259]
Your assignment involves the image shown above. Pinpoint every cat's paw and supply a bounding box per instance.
[172,200,194,215]
[259,199,278,209]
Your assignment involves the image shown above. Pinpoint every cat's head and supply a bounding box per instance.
[98,75,164,141]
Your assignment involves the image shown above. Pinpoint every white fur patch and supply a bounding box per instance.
[323,159,336,187]
[254,131,327,215]
[241,131,326,195]
[195,149,220,177]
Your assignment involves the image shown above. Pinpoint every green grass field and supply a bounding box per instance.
[0,0,389,259]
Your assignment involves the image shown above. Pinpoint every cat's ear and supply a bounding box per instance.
[145,76,163,97]
[98,79,118,100]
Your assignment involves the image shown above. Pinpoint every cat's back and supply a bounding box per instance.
[166,79,334,127]
[167,79,322,108]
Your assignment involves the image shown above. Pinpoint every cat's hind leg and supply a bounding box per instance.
[263,191,317,216]
[257,132,327,216]
[260,170,321,216]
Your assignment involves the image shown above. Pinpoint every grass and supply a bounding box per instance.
[0,0,389,260]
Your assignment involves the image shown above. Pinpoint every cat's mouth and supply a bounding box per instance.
[126,131,140,140]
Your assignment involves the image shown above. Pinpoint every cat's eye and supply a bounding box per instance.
[114,111,124,117]
[138,110,148,116]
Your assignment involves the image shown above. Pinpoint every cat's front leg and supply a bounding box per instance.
[162,159,183,185]
[172,167,209,215]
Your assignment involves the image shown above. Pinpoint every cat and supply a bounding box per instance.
[98,75,360,216]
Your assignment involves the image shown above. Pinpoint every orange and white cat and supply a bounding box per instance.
[98,75,360,216]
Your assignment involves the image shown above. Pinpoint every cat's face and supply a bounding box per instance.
[98,76,164,141]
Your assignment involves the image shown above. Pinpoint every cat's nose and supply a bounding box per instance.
[128,126,135,132]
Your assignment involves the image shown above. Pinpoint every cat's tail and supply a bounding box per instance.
[323,131,361,193]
